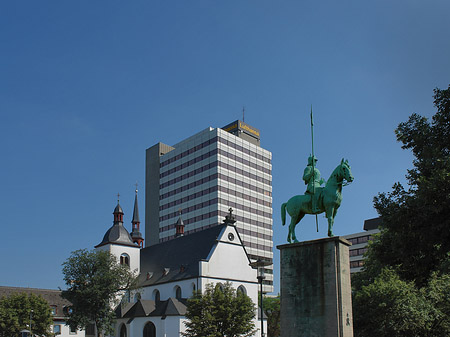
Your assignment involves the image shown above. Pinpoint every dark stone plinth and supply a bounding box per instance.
[277,236,353,337]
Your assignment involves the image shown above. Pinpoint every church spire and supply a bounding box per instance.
[175,209,185,238]
[113,193,124,224]
[131,185,144,248]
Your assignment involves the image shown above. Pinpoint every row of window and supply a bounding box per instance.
[350,260,365,268]
[160,137,218,168]
[160,148,219,178]
[159,172,272,201]
[53,324,77,335]
[242,240,273,252]
[160,194,272,223]
[159,209,272,236]
[217,160,271,185]
[349,248,368,257]
[159,135,271,169]
[160,183,271,213]
[160,146,271,183]
[161,158,272,191]
[347,235,372,245]
[160,160,218,185]
[217,148,271,175]
[217,135,271,164]
[238,227,272,241]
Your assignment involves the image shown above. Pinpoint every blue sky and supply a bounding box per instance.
[1,1,449,294]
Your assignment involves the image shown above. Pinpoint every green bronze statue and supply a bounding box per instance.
[282,158,354,243]
[281,159,354,243]
[303,155,326,213]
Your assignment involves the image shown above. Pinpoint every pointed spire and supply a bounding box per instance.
[175,209,185,238]
[131,184,144,248]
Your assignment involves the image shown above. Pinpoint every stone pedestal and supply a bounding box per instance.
[277,237,353,337]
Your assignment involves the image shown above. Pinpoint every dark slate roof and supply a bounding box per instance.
[116,298,187,318]
[139,224,227,286]
[0,286,71,320]
[363,217,382,231]
[95,223,139,248]
[132,194,140,223]
[114,203,124,214]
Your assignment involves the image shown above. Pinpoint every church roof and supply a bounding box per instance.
[95,223,138,248]
[132,193,140,223]
[116,298,187,319]
[139,224,227,286]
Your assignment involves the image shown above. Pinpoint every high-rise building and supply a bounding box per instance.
[344,217,381,273]
[145,120,273,292]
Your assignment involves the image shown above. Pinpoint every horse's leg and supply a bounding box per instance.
[290,212,305,243]
[325,206,335,237]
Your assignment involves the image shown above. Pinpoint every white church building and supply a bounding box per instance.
[95,193,266,337]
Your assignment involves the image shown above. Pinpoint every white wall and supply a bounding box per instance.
[96,244,140,275]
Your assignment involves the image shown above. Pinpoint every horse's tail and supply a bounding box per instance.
[281,203,287,226]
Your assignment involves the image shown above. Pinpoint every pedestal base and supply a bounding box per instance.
[277,237,353,337]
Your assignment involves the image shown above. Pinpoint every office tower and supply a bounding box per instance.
[145,120,273,292]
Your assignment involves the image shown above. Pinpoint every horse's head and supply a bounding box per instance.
[340,158,354,185]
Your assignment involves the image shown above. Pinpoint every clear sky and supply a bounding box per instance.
[1,0,449,294]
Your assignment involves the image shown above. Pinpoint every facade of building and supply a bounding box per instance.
[343,217,381,273]
[96,199,266,337]
[145,121,273,292]
[0,286,86,337]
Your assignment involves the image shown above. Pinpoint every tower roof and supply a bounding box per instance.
[95,223,138,248]
[95,201,138,249]
[132,190,140,223]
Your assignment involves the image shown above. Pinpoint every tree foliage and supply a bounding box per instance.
[61,249,136,337]
[183,282,256,337]
[263,295,280,337]
[0,292,53,337]
[365,85,450,286]
[353,85,450,336]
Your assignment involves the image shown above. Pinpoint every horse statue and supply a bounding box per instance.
[281,158,354,243]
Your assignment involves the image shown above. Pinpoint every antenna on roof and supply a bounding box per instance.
[242,106,245,122]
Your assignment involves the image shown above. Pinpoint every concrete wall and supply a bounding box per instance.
[278,237,353,337]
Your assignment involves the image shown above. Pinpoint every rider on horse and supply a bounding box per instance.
[302,155,325,213]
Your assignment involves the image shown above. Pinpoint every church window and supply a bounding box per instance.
[237,285,247,296]
[174,286,182,300]
[153,289,160,302]
[120,324,127,337]
[120,253,130,267]
[143,322,156,337]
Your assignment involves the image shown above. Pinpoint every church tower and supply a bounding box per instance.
[95,194,140,274]
[131,187,144,248]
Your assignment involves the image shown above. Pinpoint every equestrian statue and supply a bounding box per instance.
[281,157,354,243]
[281,107,354,243]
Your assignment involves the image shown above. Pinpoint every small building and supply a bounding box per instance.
[0,286,86,337]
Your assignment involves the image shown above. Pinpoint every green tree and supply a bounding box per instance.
[365,85,450,287]
[353,85,450,336]
[61,249,136,337]
[183,282,256,337]
[0,292,53,337]
[263,295,280,337]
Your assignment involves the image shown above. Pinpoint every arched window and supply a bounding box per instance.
[120,324,127,337]
[120,253,130,267]
[237,285,247,296]
[190,282,196,296]
[173,286,182,300]
[152,289,160,302]
[134,292,141,302]
[143,322,156,337]
[216,283,224,292]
